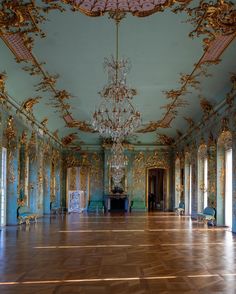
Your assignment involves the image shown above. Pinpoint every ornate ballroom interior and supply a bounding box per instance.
[0,0,236,293]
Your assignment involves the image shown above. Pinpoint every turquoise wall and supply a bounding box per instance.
[0,108,63,225]
[103,147,173,211]
[175,98,236,232]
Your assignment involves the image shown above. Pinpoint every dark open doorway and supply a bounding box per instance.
[148,168,165,211]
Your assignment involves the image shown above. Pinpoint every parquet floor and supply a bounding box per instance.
[0,212,236,293]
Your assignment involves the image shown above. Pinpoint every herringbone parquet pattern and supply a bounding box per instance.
[0,212,235,293]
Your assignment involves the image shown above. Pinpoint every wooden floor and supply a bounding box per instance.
[0,212,236,293]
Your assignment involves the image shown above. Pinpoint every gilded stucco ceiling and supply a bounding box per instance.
[0,0,235,148]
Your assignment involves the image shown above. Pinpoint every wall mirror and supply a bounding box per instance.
[108,167,128,194]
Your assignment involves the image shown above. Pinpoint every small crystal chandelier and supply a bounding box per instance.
[92,12,141,141]
[107,139,128,186]
[111,167,125,186]
[107,139,128,169]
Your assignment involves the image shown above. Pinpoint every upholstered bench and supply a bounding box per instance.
[17,207,38,225]
[197,206,215,225]
[175,201,185,215]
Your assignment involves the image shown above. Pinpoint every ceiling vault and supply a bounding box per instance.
[0,0,235,148]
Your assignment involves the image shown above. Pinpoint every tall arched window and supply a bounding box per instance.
[175,156,181,207]
[198,141,208,213]
[217,128,232,228]
[0,147,7,226]
[184,151,192,215]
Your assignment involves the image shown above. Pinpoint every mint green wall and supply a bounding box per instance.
[0,108,63,225]
[175,99,236,232]
[103,147,174,211]
[62,151,104,211]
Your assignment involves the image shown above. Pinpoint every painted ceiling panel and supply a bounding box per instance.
[0,0,235,147]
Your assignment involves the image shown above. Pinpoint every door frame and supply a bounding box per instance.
[145,166,169,211]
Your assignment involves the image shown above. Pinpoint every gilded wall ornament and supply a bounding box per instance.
[66,119,96,133]
[137,118,173,133]
[198,139,207,160]
[43,141,51,159]
[80,165,89,191]
[157,134,175,146]
[52,149,60,164]
[7,149,15,183]
[29,131,36,147]
[5,115,16,142]
[55,89,72,101]
[218,125,232,151]
[0,1,64,37]
[41,117,48,128]
[200,97,214,118]
[208,132,216,149]
[90,153,103,190]
[0,71,6,94]
[185,0,236,45]
[146,151,169,169]
[61,133,77,146]
[20,96,41,116]
[20,130,27,145]
[64,155,80,168]
[133,152,145,190]
[226,74,236,107]
[36,74,59,92]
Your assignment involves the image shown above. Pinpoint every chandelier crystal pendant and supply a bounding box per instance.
[92,13,141,141]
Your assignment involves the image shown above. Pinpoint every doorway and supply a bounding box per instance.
[147,168,166,211]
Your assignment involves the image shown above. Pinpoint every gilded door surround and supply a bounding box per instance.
[145,166,170,210]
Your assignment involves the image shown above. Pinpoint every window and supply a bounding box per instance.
[225,148,232,229]
[189,164,192,215]
[203,158,208,209]
[1,147,7,226]
[198,143,207,212]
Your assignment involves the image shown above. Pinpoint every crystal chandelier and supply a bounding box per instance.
[107,139,128,185]
[111,167,125,186]
[107,139,128,169]
[92,13,141,141]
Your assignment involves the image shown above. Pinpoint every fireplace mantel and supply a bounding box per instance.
[105,194,129,212]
